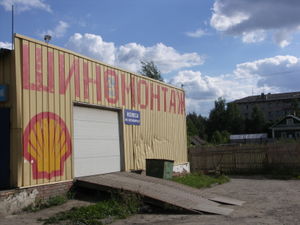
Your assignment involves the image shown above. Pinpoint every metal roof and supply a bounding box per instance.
[269,114,300,129]
[233,91,300,104]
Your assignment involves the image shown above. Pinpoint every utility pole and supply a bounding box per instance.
[11,5,14,49]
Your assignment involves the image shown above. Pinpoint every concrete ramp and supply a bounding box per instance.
[76,172,242,215]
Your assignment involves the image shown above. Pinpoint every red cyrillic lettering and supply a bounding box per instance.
[74,59,80,98]
[169,90,176,113]
[95,65,102,102]
[59,54,65,94]
[121,74,135,107]
[150,83,160,111]
[35,47,43,91]
[59,54,80,97]
[137,80,149,109]
[104,70,119,104]
[83,62,94,99]
[177,91,185,115]
[22,44,30,89]
[46,51,54,93]
[161,87,168,112]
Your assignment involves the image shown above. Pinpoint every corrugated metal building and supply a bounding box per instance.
[0,34,187,189]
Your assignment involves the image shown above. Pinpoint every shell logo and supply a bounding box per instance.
[23,112,72,179]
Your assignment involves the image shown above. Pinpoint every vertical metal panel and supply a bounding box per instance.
[0,48,12,108]
[13,34,187,187]
[13,38,24,187]
[0,49,13,188]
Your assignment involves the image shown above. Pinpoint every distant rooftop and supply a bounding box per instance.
[233,91,300,104]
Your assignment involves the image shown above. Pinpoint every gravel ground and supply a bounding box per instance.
[111,178,300,225]
[0,178,299,225]
[0,199,92,225]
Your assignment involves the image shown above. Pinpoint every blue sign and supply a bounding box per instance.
[124,109,140,125]
[0,85,8,102]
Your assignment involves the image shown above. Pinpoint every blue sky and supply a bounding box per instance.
[1,0,300,116]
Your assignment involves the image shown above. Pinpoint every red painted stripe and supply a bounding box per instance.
[59,54,65,94]
[95,65,102,102]
[35,47,43,91]
[22,43,30,89]
[47,51,54,93]
[83,62,89,99]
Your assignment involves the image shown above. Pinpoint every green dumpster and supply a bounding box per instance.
[146,159,174,179]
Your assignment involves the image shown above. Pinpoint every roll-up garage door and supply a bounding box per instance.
[73,106,121,177]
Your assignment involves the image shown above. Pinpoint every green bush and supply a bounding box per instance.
[40,192,141,225]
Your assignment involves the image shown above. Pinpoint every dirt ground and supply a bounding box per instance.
[0,178,299,225]
[112,178,300,225]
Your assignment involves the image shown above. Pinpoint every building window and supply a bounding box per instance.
[268,112,272,118]
[281,132,287,138]
[296,132,300,138]
[286,118,294,125]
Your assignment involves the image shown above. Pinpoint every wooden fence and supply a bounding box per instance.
[189,143,300,174]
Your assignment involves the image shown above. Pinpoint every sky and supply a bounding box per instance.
[1,0,300,116]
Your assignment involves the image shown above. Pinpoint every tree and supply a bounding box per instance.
[207,97,227,139]
[186,114,199,137]
[211,130,223,144]
[139,61,164,81]
[186,112,207,139]
[226,102,245,134]
[249,105,266,133]
[210,130,230,145]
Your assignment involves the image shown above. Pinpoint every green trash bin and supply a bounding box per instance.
[146,159,174,179]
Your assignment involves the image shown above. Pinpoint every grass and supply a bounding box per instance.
[39,192,141,225]
[23,195,68,212]
[172,173,230,189]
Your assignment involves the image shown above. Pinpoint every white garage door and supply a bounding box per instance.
[73,106,121,177]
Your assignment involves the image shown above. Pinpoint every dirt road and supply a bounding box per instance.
[111,178,300,225]
[0,178,299,225]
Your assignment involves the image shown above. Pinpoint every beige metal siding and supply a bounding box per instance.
[13,34,187,187]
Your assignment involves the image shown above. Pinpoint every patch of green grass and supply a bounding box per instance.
[23,195,67,212]
[172,173,230,189]
[40,192,141,225]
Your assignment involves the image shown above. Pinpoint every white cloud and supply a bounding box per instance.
[210,0,300,47]
[186,28,207,38]
[65,33,204,73]
[42,21,69,39]
[170,55,300,115]
[169,70,256,115]
[242,30,266,43]
[211,3,249,32]
[169,70,221,100]
[0,42,12,49]
[235,55,300,90]
[0,0,51,12]
[66,33,116,65]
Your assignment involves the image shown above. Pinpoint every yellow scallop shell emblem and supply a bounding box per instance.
[23,112,72,179]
